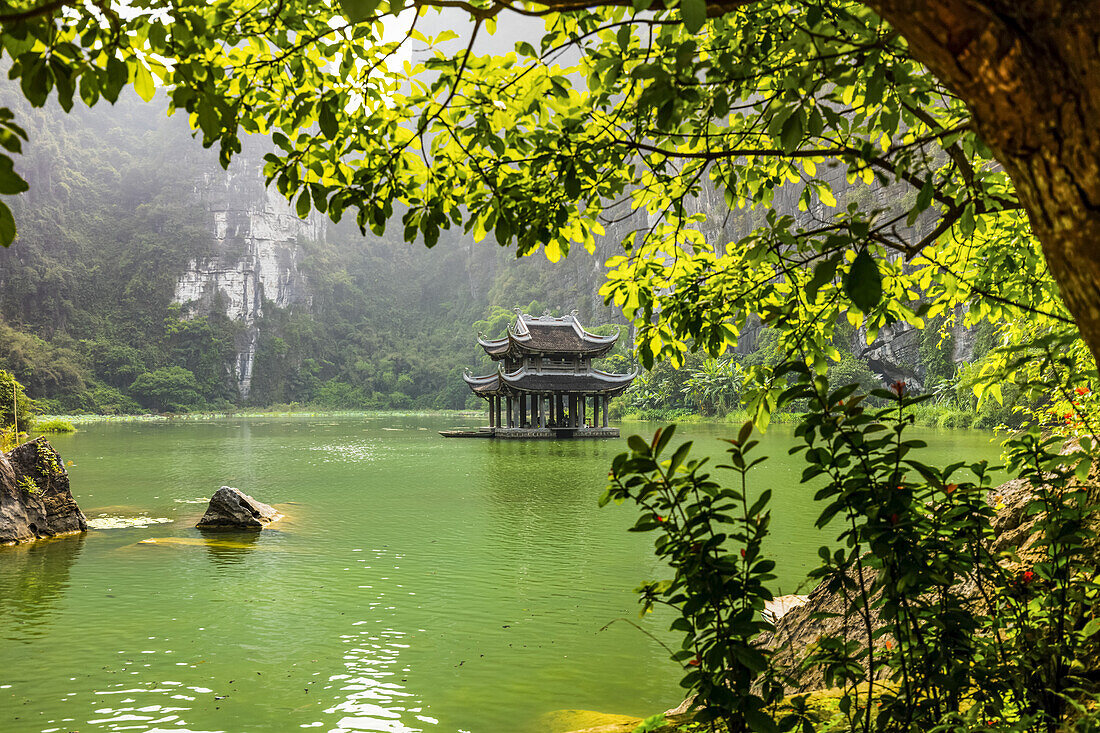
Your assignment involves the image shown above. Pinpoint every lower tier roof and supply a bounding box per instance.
[463,365,637,396]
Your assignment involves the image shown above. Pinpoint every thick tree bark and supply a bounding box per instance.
[866,1,1100,366]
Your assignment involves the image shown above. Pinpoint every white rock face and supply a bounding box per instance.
[173,149,323,400]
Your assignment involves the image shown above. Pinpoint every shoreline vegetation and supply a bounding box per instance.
[616,400,997,431]
[31,403,997,431]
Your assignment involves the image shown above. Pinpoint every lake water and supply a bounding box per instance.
[0,415,1003,733]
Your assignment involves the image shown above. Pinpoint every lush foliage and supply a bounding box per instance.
[610,366,1100,732]
[0,88,631,413]
[604,423,783,730]
[0,367,34,430]
[33,417,75,433]
[0,4,1083,391]
[0,2,1071,424]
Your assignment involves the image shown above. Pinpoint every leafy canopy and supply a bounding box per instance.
[0,0,1092,427]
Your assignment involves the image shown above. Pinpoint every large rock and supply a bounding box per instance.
[0,437,87,544]
[196,486,281,530]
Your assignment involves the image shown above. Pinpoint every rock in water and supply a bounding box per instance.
[196,486,281,530]
[0,436,87,544]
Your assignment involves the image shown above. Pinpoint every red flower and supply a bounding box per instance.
[656,515,665,523]
[740,548,746,558]
[890,380,906,396]
[883,639,893,650]
[1023,570,1035,583]
[687,658,700,667]
[1077,386,1090,396]
[945,483,957,495]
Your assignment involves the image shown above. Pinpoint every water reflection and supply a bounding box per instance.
[196,528,261,566]
[0,533,85,640]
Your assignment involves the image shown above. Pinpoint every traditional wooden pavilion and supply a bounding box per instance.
[450,310,637,439]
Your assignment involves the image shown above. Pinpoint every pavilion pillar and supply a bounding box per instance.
[506,396,513,428]
[540,395,548,428]
[488,398,494,428]
[571,394,579,428]
[603,395,609,427]
[582,395,588,428]
[495,396,502,429]
[555,394,564,427]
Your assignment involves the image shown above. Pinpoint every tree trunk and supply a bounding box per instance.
[867,0,1100,366]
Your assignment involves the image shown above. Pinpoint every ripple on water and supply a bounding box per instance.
[309,440,386,464]
[315,627,426,733]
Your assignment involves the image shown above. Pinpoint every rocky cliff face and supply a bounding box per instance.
[173,144,324,399]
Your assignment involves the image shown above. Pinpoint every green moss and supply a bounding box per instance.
[18,476,40,496]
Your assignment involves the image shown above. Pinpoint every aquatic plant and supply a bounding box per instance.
[34,418,76,434]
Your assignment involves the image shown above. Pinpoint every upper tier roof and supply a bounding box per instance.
[477,310,619,360]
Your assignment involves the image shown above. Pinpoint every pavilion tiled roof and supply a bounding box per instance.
[463,365,637,396]
[500,368,636,394]
[477,311,618,359]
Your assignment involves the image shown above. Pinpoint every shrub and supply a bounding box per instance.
[35,418,76,433]
[608,364,1100,732]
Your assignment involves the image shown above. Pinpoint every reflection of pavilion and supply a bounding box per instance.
[455,310,637,439]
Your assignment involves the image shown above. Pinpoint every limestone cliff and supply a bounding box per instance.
[172,143,324,399]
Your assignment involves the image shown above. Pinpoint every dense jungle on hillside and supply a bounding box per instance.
[0,86,1014,429]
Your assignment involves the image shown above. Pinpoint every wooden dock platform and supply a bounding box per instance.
[440,427,619,439]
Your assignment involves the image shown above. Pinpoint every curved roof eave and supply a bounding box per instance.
[589,366,641,383]
[569,317,619,345]
[462,369,500,386]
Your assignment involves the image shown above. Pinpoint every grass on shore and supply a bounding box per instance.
[34,418,77,433]
[34,408,482,426]
[619,401,992,431]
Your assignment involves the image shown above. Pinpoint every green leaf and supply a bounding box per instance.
[744,709,779,733]
[0,200,15,246]
[779,110,803,154]
[805,255,839,300]
[318,99,338,140]
[133,60,155,102]
[296,190,311,219]
[1083,618,1100,637]
[337,0,380,23]
[0,156,28,195]
[632,714,667,733]
[680,0,707,34]
[843,250,882,312]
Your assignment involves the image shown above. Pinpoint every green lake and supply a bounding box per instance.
[0,415,1003,733]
